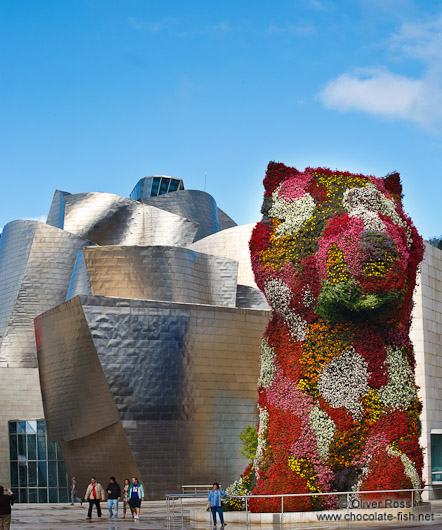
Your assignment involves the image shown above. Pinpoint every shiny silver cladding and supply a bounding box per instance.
[67,246,239,308]
[141,190,220,241]
[35,295,270,499]
[0,221,90,367]
[46,190,199,246]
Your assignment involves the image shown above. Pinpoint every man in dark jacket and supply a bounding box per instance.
[0,485,14,530]
[106,476,121,519]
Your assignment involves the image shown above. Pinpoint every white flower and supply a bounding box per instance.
[254,407,269,477]
[387,446,421,502]
[317,347,370,420]
[269,187,316,237]
[378,347,417,411]
[302,285,315,308]
[257,339,276,389]
[264,279,308,341]
[309,407,336,460]
[343,183,412,245]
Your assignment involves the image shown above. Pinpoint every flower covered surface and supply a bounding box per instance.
[249,162,424,512]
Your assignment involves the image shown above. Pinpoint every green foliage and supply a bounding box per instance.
[239,424,258,461]
[317,279,403,323]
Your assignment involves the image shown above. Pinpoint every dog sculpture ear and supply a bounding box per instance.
[263,161,301,197]
[383,171,403,203]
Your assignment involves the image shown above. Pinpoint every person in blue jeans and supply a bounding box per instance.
[106,476,121,519]
[208,483,228,528]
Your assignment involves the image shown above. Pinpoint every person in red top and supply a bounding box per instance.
[84,477,105,521]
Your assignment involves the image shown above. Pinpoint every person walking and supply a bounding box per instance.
[122,478,130,519]
[128,477,145,520]
[106,476,121,519]
[208,483,228,529]
[0,486,14,530]
[70,476,82,505]
[84,477,105,521]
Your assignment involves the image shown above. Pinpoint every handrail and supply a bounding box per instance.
[165,485,442,529]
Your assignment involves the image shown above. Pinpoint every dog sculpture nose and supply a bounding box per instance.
[359,231,397,278]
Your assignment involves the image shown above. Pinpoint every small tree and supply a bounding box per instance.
[428,235,442,250]
[239,424,258,461]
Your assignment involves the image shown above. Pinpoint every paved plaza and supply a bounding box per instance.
[8,499,442,530]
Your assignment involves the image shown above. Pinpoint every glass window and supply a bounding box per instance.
[37,421,45,434]
[432,434,442,482]
[48,461,57,487]
[159,178,169,194]
[59,487,68,503]
[9,420,69,504]
[57,461,67,488]
[10,462,18,488]
[151,177,160,196]
[38,489,48,503]
[28,461,37,487]
[28,489,38,503]
[26,421,37,434]
[18,435,26,461]
[27,435,36,461]
[47,441,57,461]
[9,435,17,461]
[38,461,47,488]
[37,435,46,461]
[169,179,179,192]
[17,422,26,434]
[19,463,27,487]
[49,488,58,503]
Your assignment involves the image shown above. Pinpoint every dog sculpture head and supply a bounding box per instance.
[250,162,424,330]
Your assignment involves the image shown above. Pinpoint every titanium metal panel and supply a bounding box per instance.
[217,207,237,231]
[141,190,220,241]
[35,295,270,498]
[46,191,199,246]
[236,285,270,310]
[66,246,238,308]
[0,221,90,367]
[46,190,71,228]
[188,223,257,288]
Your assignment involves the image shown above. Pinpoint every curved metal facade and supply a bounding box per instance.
[35,295,269,499]
[189,223,257,288]
[67,246,239,308]
[0,220,90,367]
[141,190,221,241]
[47,191,199,246]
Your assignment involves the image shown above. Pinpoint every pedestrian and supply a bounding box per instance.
[70,476,82,505]
[84,477,105,521]
[208,483,228,529]
[106,476,121,519]
[122,478,130,519]
[0,486,14,530]
[128,477,145,520]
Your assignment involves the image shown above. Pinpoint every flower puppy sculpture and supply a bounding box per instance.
[249,162,424,512]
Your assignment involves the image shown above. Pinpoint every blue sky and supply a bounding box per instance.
[1,0,442,239]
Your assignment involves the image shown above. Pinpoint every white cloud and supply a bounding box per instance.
[319,70,442,128]
[318,13,442,130]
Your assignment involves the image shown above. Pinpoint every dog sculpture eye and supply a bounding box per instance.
[248,162,424,513]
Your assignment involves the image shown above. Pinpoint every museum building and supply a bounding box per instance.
[0,175,440,500]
